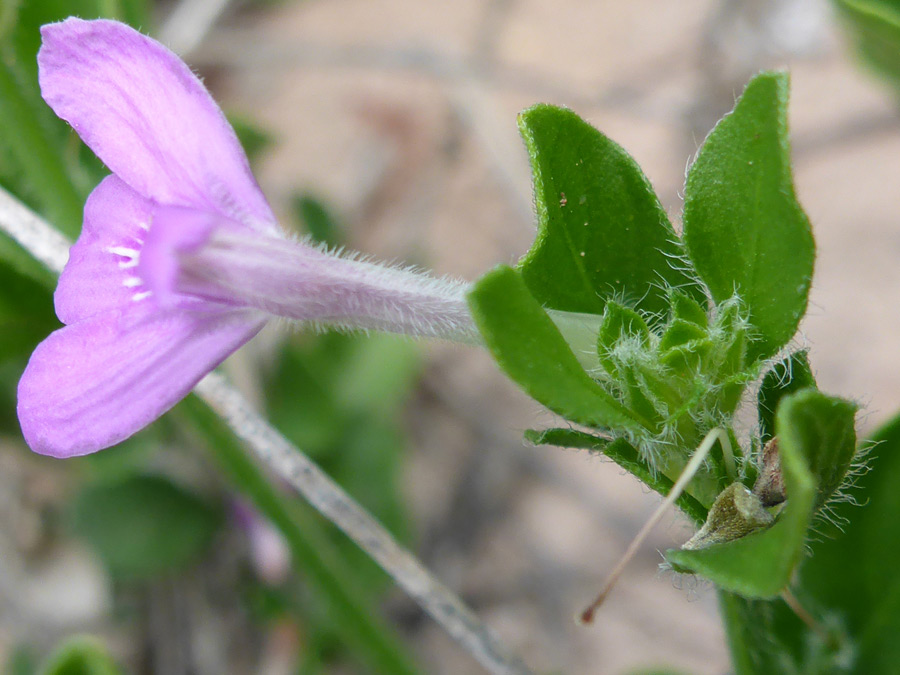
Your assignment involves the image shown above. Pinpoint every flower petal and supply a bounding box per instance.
[137,205,221,306]
[18,302,265,458]
[38,18,276,230]
[55,175,155,325]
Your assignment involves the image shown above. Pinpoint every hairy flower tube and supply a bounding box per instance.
[18,18,477,458]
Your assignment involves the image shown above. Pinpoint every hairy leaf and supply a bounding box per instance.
[720,409,894,673]
[793,410,900,672]
[666,390,841,597]
[683,71,814,362]
[517,104,702,316]
[758,351,817,444]
[469,265,645,430]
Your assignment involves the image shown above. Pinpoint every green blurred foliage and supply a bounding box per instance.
[836,0,900,92]
[0,0,134,235]
[68,474,222,580]
[293,193,344,248]
[37,636,123,675]
[228,113,275,167]
[5,646,37,675]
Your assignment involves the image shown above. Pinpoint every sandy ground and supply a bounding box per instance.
[7,0,900,673]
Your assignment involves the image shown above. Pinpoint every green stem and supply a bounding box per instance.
[718,591,758,675]
[0,58,84,236]
[179,396,420,675]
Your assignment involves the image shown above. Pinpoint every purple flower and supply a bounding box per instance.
[18,18,476,459]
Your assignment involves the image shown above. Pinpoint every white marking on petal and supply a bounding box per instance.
[105,245,139,257]
[123,276,143,288]
[138,221,150,231]
[132,291,152,302]
[105,246,141,268]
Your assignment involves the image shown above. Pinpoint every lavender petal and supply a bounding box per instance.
[38,18,276,229]
[54,176,155,325]
[18,302,265,458]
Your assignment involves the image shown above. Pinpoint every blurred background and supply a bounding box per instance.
[2,0,900,673]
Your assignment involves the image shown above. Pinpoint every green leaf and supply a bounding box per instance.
[669,289,709,327]
[526,428,707,524]
[659,338,713,378]
[0,260,58,361]
[38,637,122,675]
[782,390,858,510]
[115,0,152,28]
[264,332,418,545]
[265,336,350,455]
[596,301,649,370]
[835,0,900,90]
[717,591,814,675]
[594,302,663,425]
[666,390,834,597]
[683,71,814,362]
[293,193,344,247]
[789,411,900,673]
[719,407,887,674]
[330,334,420,416]
[228,113,274,167]
[658,319,707,353]
[264,332,419,455]
[516,104,702,316]
[598,302,650,345]
[69,474,221,580]
[758,351,817,444]
[262,334,417,603]
[468,265,645,430]
[711,301,750,383]
[0,1,20,42]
